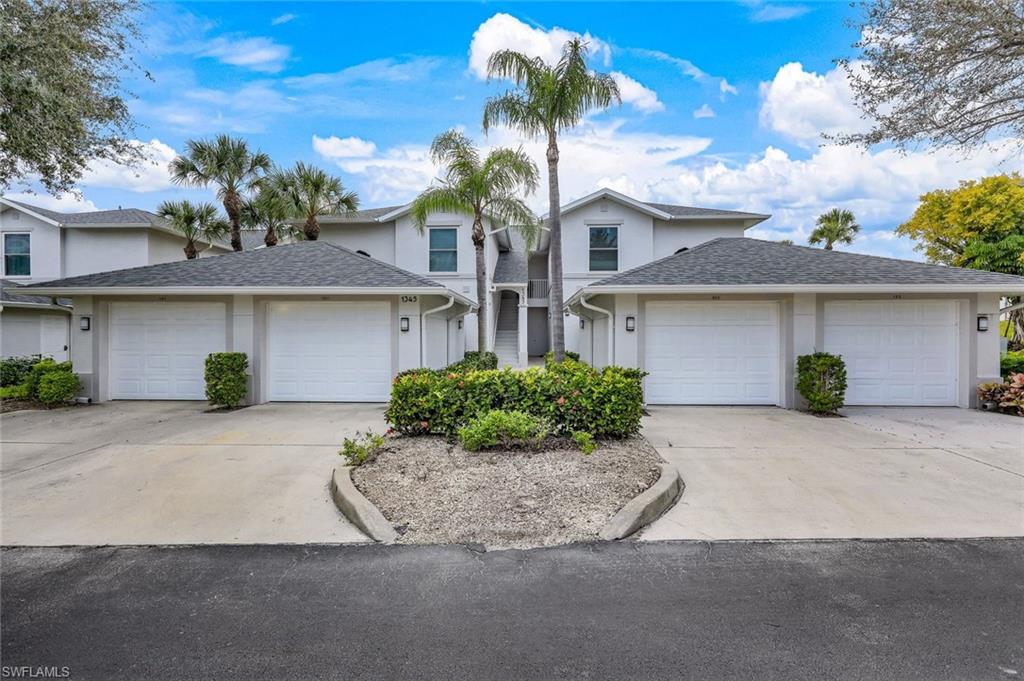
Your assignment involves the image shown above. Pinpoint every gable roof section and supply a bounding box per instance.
[575,238,1024,292]
[3,199,164,227]
[547,188,769,224]
[23,241,465,297]
[493,230,529,284]
[316,205,406,223]
[1,279,71,311]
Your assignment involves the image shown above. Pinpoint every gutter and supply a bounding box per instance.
[21,286,476,307]
[421,295,455,367]
[577,294,614,364]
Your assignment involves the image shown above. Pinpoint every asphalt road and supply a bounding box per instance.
[2,540,1022,680]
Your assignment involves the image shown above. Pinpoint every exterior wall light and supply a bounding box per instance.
[457,319,463,330]
[977,315,989,332]
[625,316,636,332]
[79,316,91,331]
[400,317,410,333]
[580,319,585,329]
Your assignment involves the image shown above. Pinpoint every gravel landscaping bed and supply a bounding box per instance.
[350,436,663,549]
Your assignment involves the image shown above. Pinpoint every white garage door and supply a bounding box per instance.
[109,302,226,399]
[644,301,780,405]
[267,301,391,402]
[825,300,958,406]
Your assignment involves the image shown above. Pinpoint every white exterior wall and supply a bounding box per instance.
[318,222,397,263]
[0,210,61,282]
[652,220,747,259]
[63,229,150,278]
[148,231,189,264]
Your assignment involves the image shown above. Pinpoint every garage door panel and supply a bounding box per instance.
[643,301,780,405]
[110,303,226,400]
[268,302,391,402]
[825,300,957,406]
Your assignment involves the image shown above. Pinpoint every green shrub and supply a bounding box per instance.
[36,370,81,406]
[544,350,581,366]
[447,351,498,372]
[385,360,644,439]
[340,431,386,466]
[796,352,847,414]
[0,383,30,400]
[204,352,248,408]
[572,431,596,455]
[1,356,38,387]
[1001,351,1024,379]
[458,410,548,451]
[25,359,73,400]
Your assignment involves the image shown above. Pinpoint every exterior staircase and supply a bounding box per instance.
[494,291,520,368]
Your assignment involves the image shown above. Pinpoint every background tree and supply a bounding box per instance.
[271,162,358,241]
[169,135,271,251]
[1,0,146,193]
[483,39,620,362]
[808,208,860,250]
[837,0,1024,152]
[410,130,538,352]
[156,200,229,260]
[898,174,1024,339]
[241,187,296,248]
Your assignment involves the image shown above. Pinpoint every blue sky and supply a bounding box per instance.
[9,1,1022,259]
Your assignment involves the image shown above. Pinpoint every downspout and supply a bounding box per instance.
[421,296,455,368]
[578,294,614,366]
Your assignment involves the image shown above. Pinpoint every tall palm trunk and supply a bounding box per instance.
[184,240,198,260]
[472,215,488,352]
[223,191,243,251]
[825,243,834,250]
[264,225,278,247]
[546,132,565,362]
[304,215,320,241]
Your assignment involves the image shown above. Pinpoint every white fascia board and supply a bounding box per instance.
[567,283,1024,303]
[375,204,413,222]
[23,285,476,305]
[544,188,672,220]
[0,199,62,226]
[0,300,72,312]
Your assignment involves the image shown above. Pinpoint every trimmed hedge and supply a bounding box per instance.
[796,352,847,415]
[1002,351,1024,379]
[204,352,248,408]
[458,410,548,451]
[1,356,38,387]
[544,350,581,366]
[386,358,645,438]
[447,351,498,372]
[37,370,82,406]
[25,359,74,400]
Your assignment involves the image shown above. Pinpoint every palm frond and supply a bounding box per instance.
[409,186,475,232]
[487,196,540,250]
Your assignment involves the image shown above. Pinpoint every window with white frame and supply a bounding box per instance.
[3,233,30,277]
[429,228,457,272]
[589,226,618,271]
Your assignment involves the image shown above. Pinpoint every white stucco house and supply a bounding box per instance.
[0,198,230,361]
[21,188,1024,409]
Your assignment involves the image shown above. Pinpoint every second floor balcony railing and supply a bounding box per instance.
[527,279,549,300]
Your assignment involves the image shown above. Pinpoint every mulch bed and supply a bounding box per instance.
[350,436,663,549]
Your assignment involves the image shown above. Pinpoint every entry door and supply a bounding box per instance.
[644,301,780,405]
[109,302,226,399]
[40,315,69,362]
[824,300,958,405]
[267,301,391,402]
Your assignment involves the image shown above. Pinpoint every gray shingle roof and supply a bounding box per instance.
[7,200,165,226]
[1,279,71,308]
[318,206,404,223]
[24,241,446,290]
[643,202,767,219]
[589,238,1024,288]
[493,230,529,283]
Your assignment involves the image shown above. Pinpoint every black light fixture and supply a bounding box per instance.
[400,317,410,333]
[580,319,585,329]
[977,315,990,332]
[457,319,463,330]
[625,316,636,332]
[79,316,91,331]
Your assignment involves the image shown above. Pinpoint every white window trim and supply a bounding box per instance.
[2,232,31,279]
[428,226,458,273]
[588,224,620,274]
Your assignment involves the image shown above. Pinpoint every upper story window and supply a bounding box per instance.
[3,233,30,277]
[429,228,457,272]
[589,226,618,271]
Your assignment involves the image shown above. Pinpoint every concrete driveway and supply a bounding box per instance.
[641,406,1024,540]
[1,402,385,545]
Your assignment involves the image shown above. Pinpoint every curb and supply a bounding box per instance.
[599,464,684,541]
[329,466,398,543]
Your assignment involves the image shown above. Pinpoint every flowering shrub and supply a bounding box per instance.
[385,359,644,438]
[977,373,1024,416]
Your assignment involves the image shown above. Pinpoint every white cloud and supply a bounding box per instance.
[3,192,99,213]
[610,72,664,113]
[632,49,738,98]
[468,13,611,80]
[141,83,297,134]
[271,13,297,25]
[78,139,179,193]
[312,135,378,159]
[284,57,443,88]
[758,61,867,147]
[201,36,290,73]
[693,104,715,119]
[750,3,811,22]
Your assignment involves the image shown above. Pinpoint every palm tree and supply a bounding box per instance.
[168,135,272,251]
[410,130,539,353]
[241,186,297,248]
[809,208,860,250]
[156,201,229,260]
[272,162,358,241]
[482,39,620,361]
